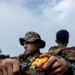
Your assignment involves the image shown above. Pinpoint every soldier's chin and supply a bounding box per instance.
[25,52,30,55]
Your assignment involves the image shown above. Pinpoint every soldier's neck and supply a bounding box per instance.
[30,50,40,57]
[58,43,67,48]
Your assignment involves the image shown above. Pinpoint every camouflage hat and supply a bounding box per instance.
[19,31,46,48]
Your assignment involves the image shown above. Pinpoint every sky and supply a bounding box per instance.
[0,0,75,57]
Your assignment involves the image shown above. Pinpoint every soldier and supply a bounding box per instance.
[18,31,46,64]
[48,29,75,74]
[0,31,74,75]
[48,29,69,55]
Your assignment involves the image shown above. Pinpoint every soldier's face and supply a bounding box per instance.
[23,41,39,54]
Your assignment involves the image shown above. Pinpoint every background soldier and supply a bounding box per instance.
[48,29,69,55]
[48,29,75,74]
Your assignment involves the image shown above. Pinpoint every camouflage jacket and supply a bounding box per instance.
[0,52,74,75]
[48,46,75,75]
[48,46,66,55]
[48,46,75,62]
[15,53,46,75]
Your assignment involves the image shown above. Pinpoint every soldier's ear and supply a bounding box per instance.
[67,39,69,43]
[55,40,58,43]
[66,39,69,44]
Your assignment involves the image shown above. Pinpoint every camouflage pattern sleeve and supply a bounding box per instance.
[64,61,74,75]
[70,62,75,75]
[54,56,75,75]
[57,47,75,75]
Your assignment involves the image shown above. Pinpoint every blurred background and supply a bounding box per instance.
[0,0,75,57]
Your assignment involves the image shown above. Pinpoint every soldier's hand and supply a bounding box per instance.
[39,54,68,75]
[0,58,20,75]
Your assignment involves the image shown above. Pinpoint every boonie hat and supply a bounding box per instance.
[19,31,46,48]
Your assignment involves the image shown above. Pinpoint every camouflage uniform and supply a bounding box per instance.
[17,53,46,75]
[18,46,75,75]
[48,46,66,55]
[18,31,75,75]
[18,31,46,75]
[48,46,75,75]
[60,47,75,75]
